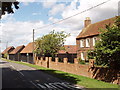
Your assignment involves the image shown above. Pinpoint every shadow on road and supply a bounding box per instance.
[37,69,80,84]
[0,62,8,64]
[2,67,82,89]
[2,67,37,89]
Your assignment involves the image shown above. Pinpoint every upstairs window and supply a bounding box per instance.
[86,38,90,47]
[80,40,84,47]
[93,37,97,46]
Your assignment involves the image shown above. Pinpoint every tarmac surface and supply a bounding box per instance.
[0,59,84,90]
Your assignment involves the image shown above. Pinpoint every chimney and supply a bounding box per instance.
[84,17,91,28]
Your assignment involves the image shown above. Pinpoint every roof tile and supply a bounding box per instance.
[76,16,118,39]
[58,45,77,54]
[9,45,25,54]
[1,46,15,54]
[20,42,34,53]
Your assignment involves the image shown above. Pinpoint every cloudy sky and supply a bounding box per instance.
[0,0,119,51]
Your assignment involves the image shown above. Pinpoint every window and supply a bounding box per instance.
[80,40,84,47]
[93,37,97,46]
[86,38,90,47]
[81,52,85,60]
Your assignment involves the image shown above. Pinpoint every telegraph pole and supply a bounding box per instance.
[33,29,35,64]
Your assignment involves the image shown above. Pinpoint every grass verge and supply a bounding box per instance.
[1,58,119,88]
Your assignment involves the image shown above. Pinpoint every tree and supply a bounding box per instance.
[4,53,8,59]
[35,30,70,57]
[94,16,120,69]
[0,1,19,18]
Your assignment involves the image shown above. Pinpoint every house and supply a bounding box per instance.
[20,42,34,63]
[9,45,25,61]
[1,46,15,59]
[57,45,77,63]
[76,16,117,61]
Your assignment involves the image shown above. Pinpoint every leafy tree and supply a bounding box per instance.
[35,30,70,57]
[0,1,19,18]
[94,16,120,69]
[4,53,8,59]
[87,50,96,59]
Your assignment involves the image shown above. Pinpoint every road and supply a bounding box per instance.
[0,59,84,90]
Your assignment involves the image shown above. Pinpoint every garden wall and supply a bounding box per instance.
[35,57,120,84]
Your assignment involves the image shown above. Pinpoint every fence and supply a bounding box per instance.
[35,57,120,84]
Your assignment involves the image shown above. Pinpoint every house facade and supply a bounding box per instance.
[20,42,34,63]
[1,46,15,59]
[76,16,117,61]
[9,45,25,61]
[57,45,77,63]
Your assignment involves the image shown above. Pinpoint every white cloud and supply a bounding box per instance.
[1,0,119,51]
[1,13,14,21]
[1,21,45,51]
[32,12,41,16]
[49,4,65,15]
[42,0,57,8]
[17,0,36,2]
[46,0,118,46]
[48,17,60,23]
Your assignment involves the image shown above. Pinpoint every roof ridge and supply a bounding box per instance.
[76,16,117,39]
[90,16,116,26]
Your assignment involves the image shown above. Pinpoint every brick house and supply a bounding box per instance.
[20,42,34,63]
[1,46,15,59]
[57,45,77,63]
[76,16,117,61]
[9,45,25,61]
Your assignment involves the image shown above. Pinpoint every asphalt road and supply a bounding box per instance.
[0,59,84,90]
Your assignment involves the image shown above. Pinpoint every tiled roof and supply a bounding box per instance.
[58,45,77,54]
[9,45,25,54]
[20,42,34,53]
[76,16,118,39]
[1,46,15,54]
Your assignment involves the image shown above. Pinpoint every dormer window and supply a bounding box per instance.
[86,38,90,47]
[80,40,84,47]
[93,37,97,46]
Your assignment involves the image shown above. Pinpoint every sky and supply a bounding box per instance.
[0,0,119,51]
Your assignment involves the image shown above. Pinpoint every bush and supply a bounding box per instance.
[79,60,85,64]
[4,53,8,58]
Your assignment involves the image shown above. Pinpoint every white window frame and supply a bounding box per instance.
[81,52,85,60]
[80,40,84,47]
[86,38,90,47]
[93,37,97,46]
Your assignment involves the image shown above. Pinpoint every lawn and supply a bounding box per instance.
[1,58,119,89]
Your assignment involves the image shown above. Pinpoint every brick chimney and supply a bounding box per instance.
[84,17,91,28]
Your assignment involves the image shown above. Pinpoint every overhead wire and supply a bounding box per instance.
[35,0,112,30]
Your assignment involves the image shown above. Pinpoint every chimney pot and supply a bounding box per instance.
[84,17,91,28]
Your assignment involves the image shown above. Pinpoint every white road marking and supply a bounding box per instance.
[48,83,58,89]
[30,81,40,88]
[75,86,81,89]
[19,71,24,76]
[37,82,81,89]
[51,83,64,89]
[10,65,24,77]
[37,84,47,88]
[10,65,16,69]
[44,83,54,88]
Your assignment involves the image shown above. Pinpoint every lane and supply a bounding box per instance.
[1,59,84,89]
[1,61,38,88]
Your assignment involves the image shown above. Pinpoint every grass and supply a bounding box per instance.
[1,58,119,88]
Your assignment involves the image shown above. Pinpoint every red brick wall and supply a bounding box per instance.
[35,57,119,84]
